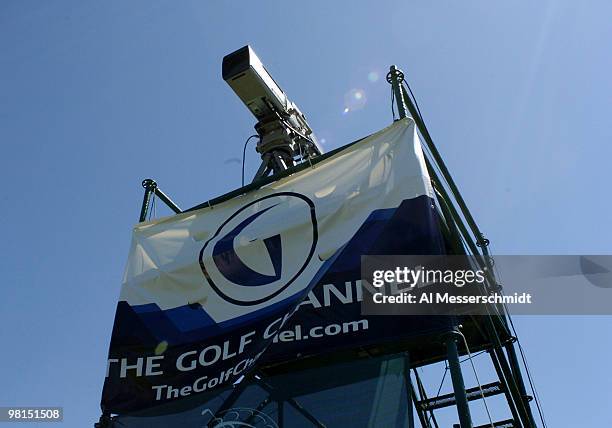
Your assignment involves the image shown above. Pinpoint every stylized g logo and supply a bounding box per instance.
[199,192,318,306]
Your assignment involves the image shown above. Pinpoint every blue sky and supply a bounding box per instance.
[1,1,611,426]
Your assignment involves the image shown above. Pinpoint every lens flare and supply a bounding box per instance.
[317,131,331,146]
[155,340,168,355]
[367,71,380,83]
[343,89,367,113]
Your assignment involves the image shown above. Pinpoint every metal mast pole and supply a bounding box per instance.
[445,331,474,428]
[386,64,539,427]
[388,65,473,428]
[387,65,409,119]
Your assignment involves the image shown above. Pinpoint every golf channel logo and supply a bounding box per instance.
[199,192,318,306]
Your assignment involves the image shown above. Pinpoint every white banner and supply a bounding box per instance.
[121,118,431,320]
[103,118,437,413]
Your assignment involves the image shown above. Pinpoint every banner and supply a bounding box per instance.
[102,118,451,414]
[113,354,414,427]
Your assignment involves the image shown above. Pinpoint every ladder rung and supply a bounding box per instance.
[474,419,515,428]
[417,381,504,411]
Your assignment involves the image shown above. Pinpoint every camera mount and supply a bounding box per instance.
[222,46,323,182]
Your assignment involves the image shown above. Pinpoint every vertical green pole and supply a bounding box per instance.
[445,332,473,428]
[505,342,538,427]
[139,179,157,222]
[387,65,409,119]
